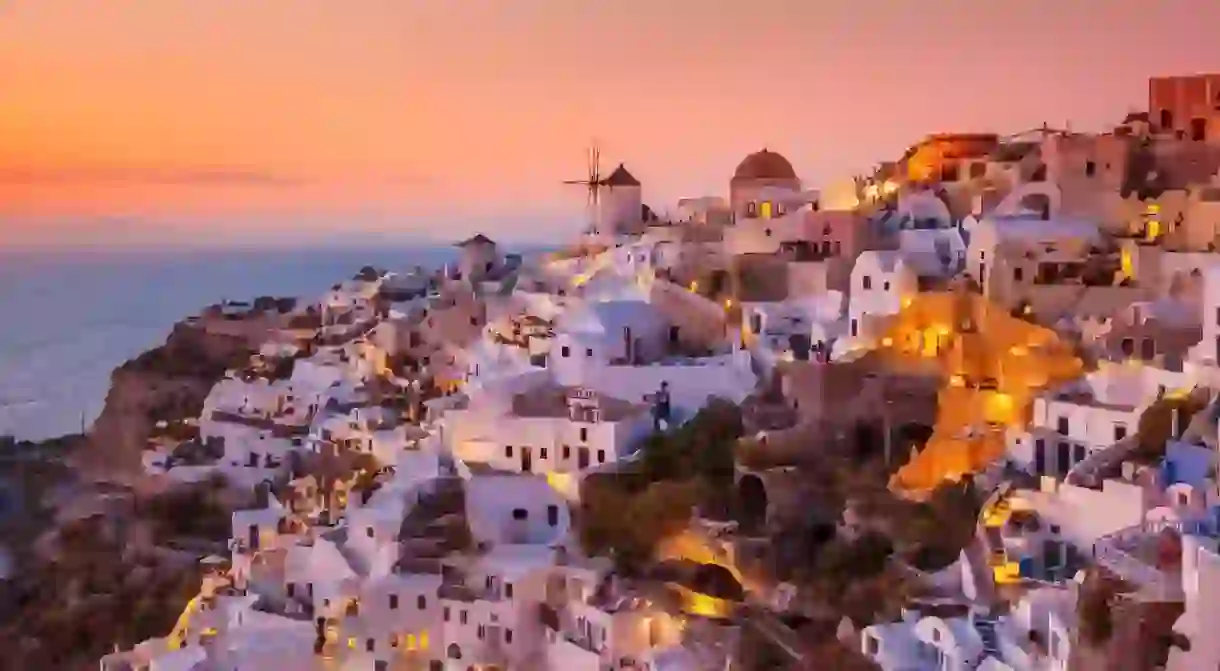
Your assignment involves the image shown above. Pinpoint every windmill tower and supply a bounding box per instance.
[564,141,606,239]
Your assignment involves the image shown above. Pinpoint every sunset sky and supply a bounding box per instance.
[2,0,1218,248]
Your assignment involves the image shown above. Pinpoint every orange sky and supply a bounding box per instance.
[2,0,1218,248]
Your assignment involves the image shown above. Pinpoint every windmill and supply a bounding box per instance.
[564,140,605,237]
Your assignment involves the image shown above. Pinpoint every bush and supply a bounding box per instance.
[1135,392,1209,460]
[638,397,742,488]
[579,479,702,572]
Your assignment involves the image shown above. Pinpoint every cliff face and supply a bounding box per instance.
[83,321,254,475]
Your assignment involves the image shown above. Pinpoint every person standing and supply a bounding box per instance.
[652,381,672,431]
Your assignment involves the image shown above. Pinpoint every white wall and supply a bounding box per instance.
[465,476,571,545]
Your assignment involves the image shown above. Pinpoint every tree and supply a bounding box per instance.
[1136,391,1208,460]
[1077,571,1118,645]
[638,397,742,486]
[579,479,702,573]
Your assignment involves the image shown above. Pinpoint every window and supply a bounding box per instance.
[367,638,375,652]
[746,202,757,217]
[1114,425,1128,441]
[540,447,548,459]
[505,583,514,599]
[1140,337,1155,360]
[505,445,513,458]
[477,625,485,640]
[862,275,873,290]
[512,508,528,520]
[286,583,296,598]
[460,610,468,625]
[307,583,314,597]
[470,316,478,326]
[597,449,606,463]
[563,445,571,459]
[1014,267,1024,282]
[1057,417,1069,436]
[1121,338,1135,356]
[366,527,374,538]
[850,319,858,337]
[764,228,773,237]
[585,348,593,357]
[579,428,588,442]
[1073,444,1086,464]
[883,281,890,291]
[505,629,514,644]
[547,504,559,527]
[389,594,399,609]
[1190,118,1207,142]
[561,346,570,358]
[969,162,987,179]
[417,595,427,610]
[443,606,450,622]
[1085,160,1096,177]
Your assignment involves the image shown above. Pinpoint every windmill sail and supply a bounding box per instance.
[563,140,604,235]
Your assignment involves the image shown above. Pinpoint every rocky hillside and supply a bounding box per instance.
[82,320,255,475]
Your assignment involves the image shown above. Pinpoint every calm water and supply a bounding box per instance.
[0,244,483,441]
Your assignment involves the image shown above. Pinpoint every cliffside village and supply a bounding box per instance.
[101,73,1220,671]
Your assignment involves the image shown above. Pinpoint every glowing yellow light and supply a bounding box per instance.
[689,281,698,292]
[934,324,951,336]
[406,634,417,651]
[347,637,357,649]
[420,631,429,651]
[901,297,913,308]
[949,374,966,387]
[724,299,734,309]
[1022,303,1033,315]
[1009,345,1028,356]
[1120,247,1133,279]
[883,180,899,194]
[201,627,218,637]
[1146,219,1161,241]
[881,337,894,347]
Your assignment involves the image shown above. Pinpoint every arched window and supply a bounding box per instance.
[447,643,462,659]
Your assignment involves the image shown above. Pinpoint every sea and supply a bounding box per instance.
[0,243,540,442]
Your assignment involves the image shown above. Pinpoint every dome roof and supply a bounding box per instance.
[733,149,797,181]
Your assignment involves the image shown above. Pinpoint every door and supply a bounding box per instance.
[1034,439,1046,476]
[248,525,260,551]
[623,327,633,362]
[521,447,532,473]
[1190,117,1207,141]
[578,447,590,469]
[1056,442,1071,476]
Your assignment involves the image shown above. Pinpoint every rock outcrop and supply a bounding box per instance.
[83,319,256,475]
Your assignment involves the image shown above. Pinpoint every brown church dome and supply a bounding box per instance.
[733,149,797,181]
